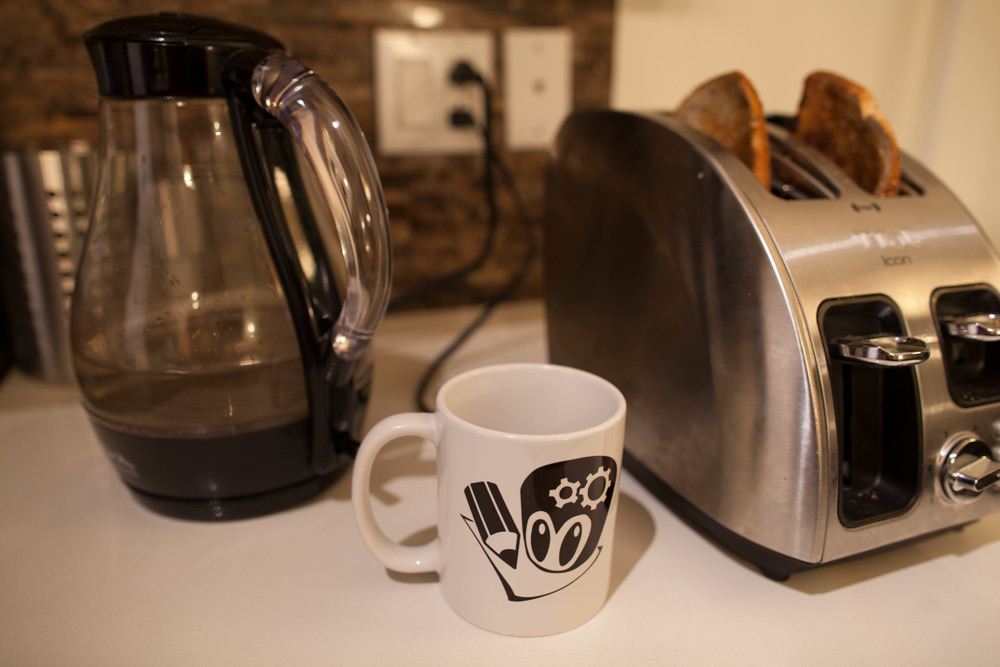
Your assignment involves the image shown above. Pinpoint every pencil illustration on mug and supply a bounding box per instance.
[465,482,520,568]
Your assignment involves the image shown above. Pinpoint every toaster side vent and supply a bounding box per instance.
[768,133,840,200]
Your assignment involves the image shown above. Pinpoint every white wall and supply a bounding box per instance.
[612,0,1000,238]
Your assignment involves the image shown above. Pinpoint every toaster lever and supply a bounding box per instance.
[941,313,1000,342]
[943,438,1000,500]
[831,335,929,367]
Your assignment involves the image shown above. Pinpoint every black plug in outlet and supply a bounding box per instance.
[449,107,476,128]
[450,60,484,85]
[448,60,487,129]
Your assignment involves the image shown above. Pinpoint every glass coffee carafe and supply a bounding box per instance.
[72,14,391,519]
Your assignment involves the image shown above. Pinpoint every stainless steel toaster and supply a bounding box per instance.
[544,109,1000,579]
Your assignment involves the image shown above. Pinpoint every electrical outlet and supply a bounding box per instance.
[503,28,572,150]
[373,29,494,155]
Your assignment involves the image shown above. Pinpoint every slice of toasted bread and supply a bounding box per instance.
[794,71,900,197]
[676,71,771,188]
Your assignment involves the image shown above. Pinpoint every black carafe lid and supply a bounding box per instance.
[84,12,284,99]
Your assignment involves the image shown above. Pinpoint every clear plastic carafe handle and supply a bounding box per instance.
[252,53,391,360]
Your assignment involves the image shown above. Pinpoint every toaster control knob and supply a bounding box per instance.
[941,436,1000,502]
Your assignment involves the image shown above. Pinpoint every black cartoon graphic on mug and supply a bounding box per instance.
[460,456,617,601]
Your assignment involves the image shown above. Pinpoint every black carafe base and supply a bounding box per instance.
[125,471,340,521]
[90,416,346,521]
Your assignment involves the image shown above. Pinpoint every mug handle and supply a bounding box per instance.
[352,413,441,573]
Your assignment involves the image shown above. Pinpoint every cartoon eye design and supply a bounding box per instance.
[525,511,592,572]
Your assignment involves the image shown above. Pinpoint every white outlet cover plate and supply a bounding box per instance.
[503,28,572,151]
[374,29,494,155]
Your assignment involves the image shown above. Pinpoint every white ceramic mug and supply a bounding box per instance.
[352,363,626,637]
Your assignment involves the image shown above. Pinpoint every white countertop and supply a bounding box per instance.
[2,301,999,665]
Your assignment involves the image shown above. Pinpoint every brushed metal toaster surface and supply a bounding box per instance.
[543,109,1000,573]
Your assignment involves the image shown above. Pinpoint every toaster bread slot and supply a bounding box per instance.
[934,285,1000,406]
[768,130,840,201]
[820,297,923,527]
[896,172,925,197]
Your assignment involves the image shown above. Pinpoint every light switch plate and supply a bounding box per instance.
[503,28,572,150]
[374,29,494,155]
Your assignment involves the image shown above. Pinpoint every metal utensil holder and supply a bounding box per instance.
[0,143,95,382]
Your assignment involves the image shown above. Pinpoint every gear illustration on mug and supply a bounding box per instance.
[548,477,580,508]
[580,466,612,510]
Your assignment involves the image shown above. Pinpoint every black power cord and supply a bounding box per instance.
[387,62,498,312]
[414,154,538,412]
[408,60,539,412]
